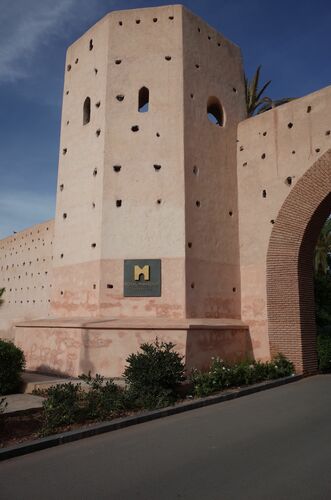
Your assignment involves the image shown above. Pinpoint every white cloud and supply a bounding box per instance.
[0,0,79,82]
[0,189,55,239]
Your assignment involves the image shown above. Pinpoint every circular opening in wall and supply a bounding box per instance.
[232,87,237,93]
[67,64,71,71]
[217,42,221,47]
[165,56,172,61]
[107,284,114,289]
[232,287,236,292]
[60,291,64,295]
[131,125,139,132]
[91,243,96,248]
[157,199,162,204]
[292,150,296,154]
[191,282,195,289]
[196,200,201,207]
[60,253,64,259]
[60,184,64,191]
[93,168,98,176]
[75,58,79,64]
[63,213,67,219]
[89,39,93,51]
[119,21,123,26]
[95,101,101,108]
[287,122,293,129]
[193,165,199,175]
[326,130,330,136]
[263,131,267,136]
[116,200,122,207]
[307,105,312,113]
[190,93,194,99]
[270,220,275,224]
[208,35,211,40]
[66,120,69,125]
[286,176,292,185]
[207,96,224,127]
[262,189,267,198]
[136,19,140,24]
[96,129,101,137]
[113,165,121,172]
[188,242,192,248]
[315,148,320,153]
[229,211,233,216]
[115,59,122,65]
[195,64,200,69]
[66,90,69,95]
[153,164,161,171]
[153,17,158,22]
[94,68,98,75]
[197,27,201,32]
[169,16,174,20]
[261,153,266,159]
[93,284,96,289]
[116,95,124,102]
[156,132,160,137]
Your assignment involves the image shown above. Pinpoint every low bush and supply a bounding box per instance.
[0,340,25,395]
[79,373,125,420]
[40,374,128,436]
[317,335,331,372]
[191,354,294,397]
[123,340,185,409]
[41,382,83,435]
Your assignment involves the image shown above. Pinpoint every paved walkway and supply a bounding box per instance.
[1,375,331,499]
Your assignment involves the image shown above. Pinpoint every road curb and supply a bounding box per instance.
[0,374,302,461]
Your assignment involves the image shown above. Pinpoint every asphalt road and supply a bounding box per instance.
[1,375,331,500]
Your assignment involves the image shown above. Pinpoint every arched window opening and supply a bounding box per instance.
[138,87,149,113]
[207,96,224,126]
[83,97,91,125]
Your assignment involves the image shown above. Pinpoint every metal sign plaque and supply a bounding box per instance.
[124,259,161,297]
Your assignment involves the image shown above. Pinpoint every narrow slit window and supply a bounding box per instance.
[83,97,91,125]
[207,96,224,127]
[138,86,149,112]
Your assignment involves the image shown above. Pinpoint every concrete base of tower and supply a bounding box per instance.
[14,318,251,378]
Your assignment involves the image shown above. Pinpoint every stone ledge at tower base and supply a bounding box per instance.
[15,318,251,378]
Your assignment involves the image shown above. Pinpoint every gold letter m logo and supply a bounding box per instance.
[134,265,150,281]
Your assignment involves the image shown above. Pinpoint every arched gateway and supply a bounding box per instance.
[267,151,331,374]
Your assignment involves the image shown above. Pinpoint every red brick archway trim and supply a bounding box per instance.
[267,150,331,374]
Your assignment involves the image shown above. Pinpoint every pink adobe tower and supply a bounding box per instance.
[14,5,249,376]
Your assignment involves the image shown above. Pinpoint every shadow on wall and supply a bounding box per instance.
[185,328,253,372]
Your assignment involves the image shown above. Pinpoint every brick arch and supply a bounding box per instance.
[267,150,331,374]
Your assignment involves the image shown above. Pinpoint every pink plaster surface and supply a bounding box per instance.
[15,317,250,377]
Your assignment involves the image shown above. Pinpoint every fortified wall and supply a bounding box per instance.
[1,5,330,376]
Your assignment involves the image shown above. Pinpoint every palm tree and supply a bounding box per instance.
[0,288,4,305]
[245,65,294,117]
[314,218,331,275]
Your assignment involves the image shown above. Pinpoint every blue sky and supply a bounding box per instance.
[0,0,331,239]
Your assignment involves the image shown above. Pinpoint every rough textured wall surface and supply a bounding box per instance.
[0,220,54,340]
[238,85,331,367]
[51,5,247,320]
[182,8,246,318]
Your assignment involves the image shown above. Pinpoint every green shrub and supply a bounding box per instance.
[79,373,125,420]
[124,340,185,409]
[40,375,128,435]
[317,335,331,372]
[190,354,294,397]
[0,340,25,395]
[41,382,83,436]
